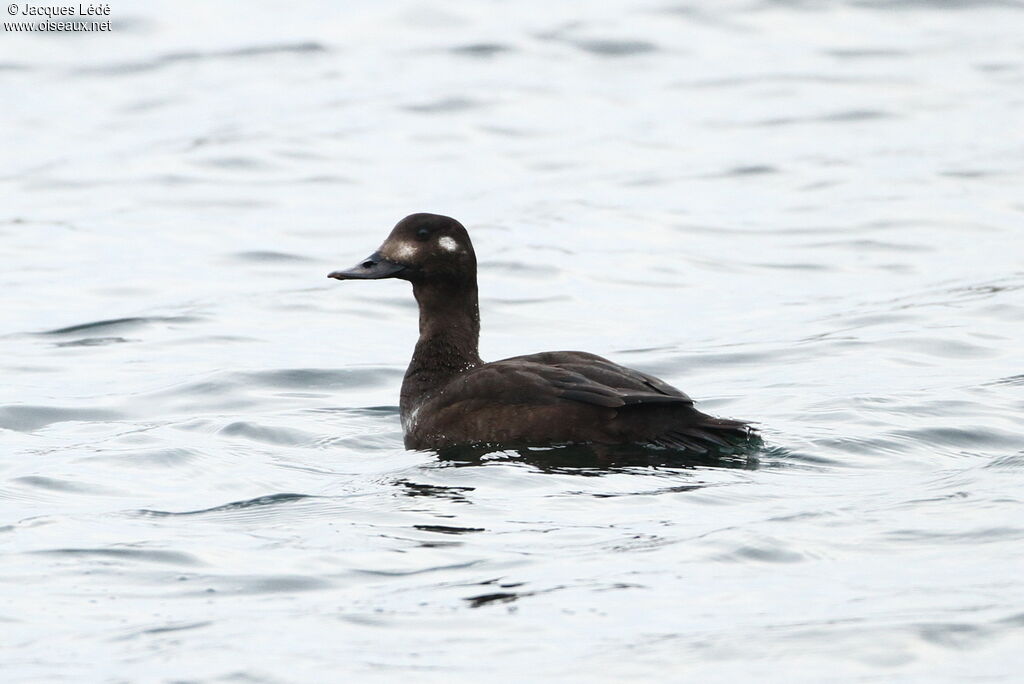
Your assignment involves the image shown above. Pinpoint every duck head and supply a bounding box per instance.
[328,213,476,284]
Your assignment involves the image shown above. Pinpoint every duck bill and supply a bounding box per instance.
[328,251,406,280]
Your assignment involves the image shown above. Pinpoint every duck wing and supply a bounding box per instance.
[477,351,693,409]
[502,351,691,407]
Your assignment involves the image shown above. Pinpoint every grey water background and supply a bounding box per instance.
[2,0,1023,681]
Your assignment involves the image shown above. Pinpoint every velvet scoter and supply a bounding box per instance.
[328,213,754,452]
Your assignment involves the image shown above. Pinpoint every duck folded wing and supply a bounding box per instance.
[526,351,693,404]
[454,352,695,410]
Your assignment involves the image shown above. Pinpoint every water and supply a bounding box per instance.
[3,0,1023,681]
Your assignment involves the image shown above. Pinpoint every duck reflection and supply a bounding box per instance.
[433,441,761,474]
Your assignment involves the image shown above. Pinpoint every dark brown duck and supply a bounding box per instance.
[329,213,755,452]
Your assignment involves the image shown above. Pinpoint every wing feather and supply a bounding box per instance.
[486,351,695,410]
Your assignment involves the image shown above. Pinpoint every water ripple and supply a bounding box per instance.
[0,405,123,432]
[133,493,316,517]
[75,42,328,76]
[38,316,199,336]
[32,547,201,566]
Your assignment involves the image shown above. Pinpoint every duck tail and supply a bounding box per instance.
[657,414,758,454]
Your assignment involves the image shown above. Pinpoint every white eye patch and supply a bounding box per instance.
[391,242,418,260]
[438,236,459,253]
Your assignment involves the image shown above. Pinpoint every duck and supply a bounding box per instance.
[328,213,755,453]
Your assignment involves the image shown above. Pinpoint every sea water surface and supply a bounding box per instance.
[2,1,1023,681]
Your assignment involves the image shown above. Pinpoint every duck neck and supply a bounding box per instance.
[402,278,482,408]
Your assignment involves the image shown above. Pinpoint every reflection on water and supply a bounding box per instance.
[3,0,1024,681]
[435,441,763,473]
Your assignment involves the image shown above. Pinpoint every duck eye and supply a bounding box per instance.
[416,228,430,241]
